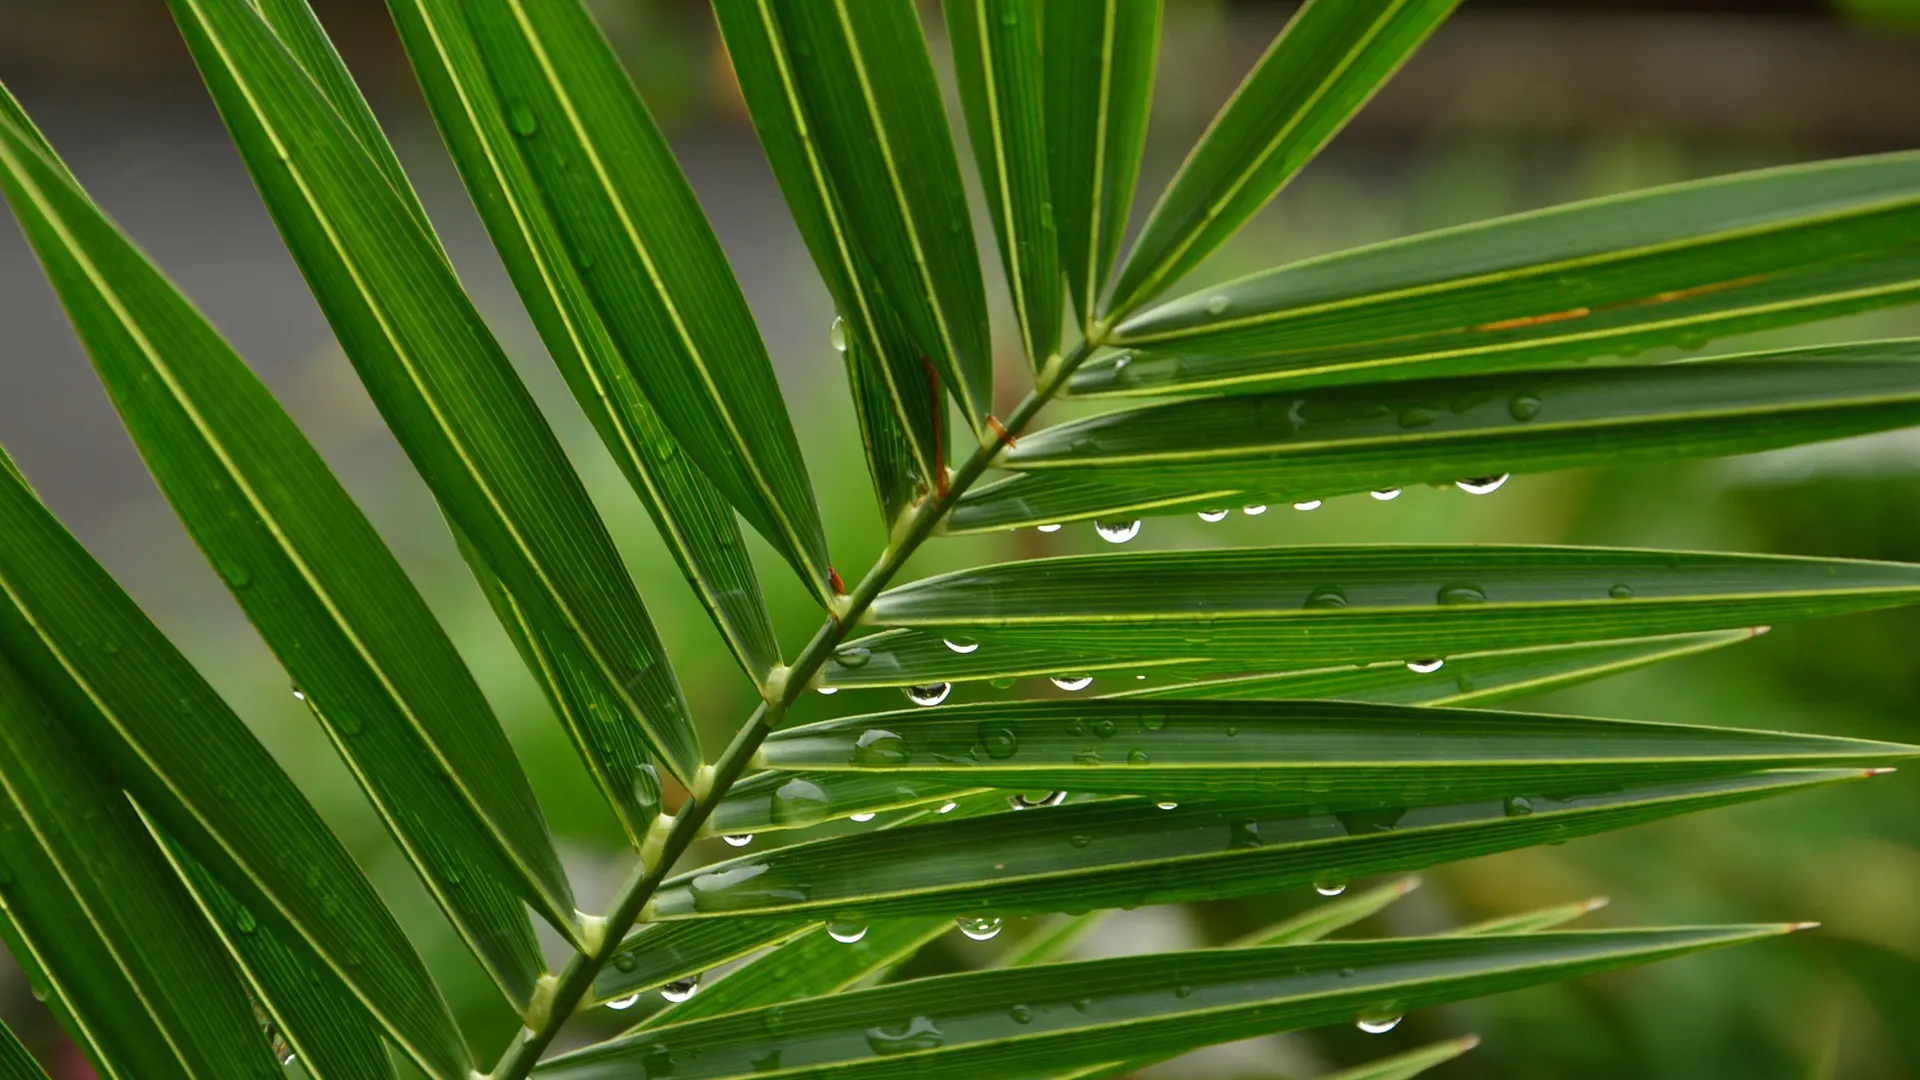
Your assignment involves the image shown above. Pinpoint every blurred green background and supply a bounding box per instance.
[5,0,1920,1076]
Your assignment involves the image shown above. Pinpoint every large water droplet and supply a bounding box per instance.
[613,953,637,973]
[848,811,877,823]
[865,1016,945,1055]
[722,834,753,847]
[1405,658,1445,674]
[980,725,1020,759]
[1503,795,1534,817]
[1036,523,1062,533]
[1156,801,1179,810]
[1009,1004,1034,1024]
[1127,748,1151,765]
[956,915,1003,941]
[1050,674,1093,692]
[605,994,640,1011]
[1305,584,1348,609]
[1094,519,1141,544]
[835,645,872,669]
[221,561,253,589]
[827,920,868,944]
[853,728,911,766]
[507,102,538,136]
[1456,474,1510,495]
[1242,504,1268,516]
[990,676,1016,689]
[817,686,839,695]
[1356,1010,1403,1034]
[1205,295,1230,316]
[1609,583,1634,599]
[1292,499,1322,511]
[1436,582,1487,606]
[1509,394,1543,421]
[660,975,700,1003]
[770,778,832,826]
[904,682,952,707]
[937,801,959,814]
[1313,875,1349,897]
[1370,488,1401,501]
[1228,818,1262,850]
[1009,790,1067,810]
[943,636,979,654]
[829,316,847,353]
[1197,509,1228,523]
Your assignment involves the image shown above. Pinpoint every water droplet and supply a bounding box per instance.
[1069,833,1093,848]
[660,975,700,1003]
[1677,331,1710,351]
[99,640,119,656]
[1314,875,1349,897]
[722,834,753,847]
[1242,504,1267,515]
[613,953,637,973]
[1228,818,1262,850]
[936,802,959,815]
[1370,488,1402,501]
[751,1048,782,1072]
[956,915,1003,941]
[1156,801,1179,810]
[220,561,252,589]
[1609,584,1634,599]
[1509,394,1543,421]
[1050,674,1093,692]
[1197,509,1228,523]
[1305,584,1347,609]
[828,920,868,943]
[606,994,639,1011]
[829,316,847,352]
[866,1016,945,1055]
[1456,474,1510,495]
[835,645,872,668]
[1398,405,1441,429]
[771,777,832,825]
[507,102,538,136]
[291,687,306,702]
[990,676,1016,689]
[1205,295,1230,316]
[1094,519,1141,544]
[1292,499,1322,511]
[849,811,877,823]
[1009,790,1066,810]
[1009,1004,1034,1023]
[904,682,952,707]
[817,686,839,695]
[1127,748,1150,765]
[1406,658,1445,674]
[1437,582,1487,606]
[1036,523,1062,533]
[943,636,979,654]
[1356,1010,1403,1034]
[235,906,258,934]
[1504,795,1534,817]
[980,725,1020,759]
[853,728,911,766]
[1175,984,1193,999]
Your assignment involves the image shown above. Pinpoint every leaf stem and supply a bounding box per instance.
[486,336,1099,1078]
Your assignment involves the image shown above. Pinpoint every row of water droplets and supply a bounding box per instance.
[1037,474,1510,542]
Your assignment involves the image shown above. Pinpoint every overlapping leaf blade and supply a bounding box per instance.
[540,927,1781,1080]
[707,771,985,838]
[592,920,813,1009]
[863,546,1920,674]
[163,0,701,817]
[0,84,569,1003]
[455,0,832,603]
[1044,0,1159,332]
[645,769,1863,923]
[751,0,995,430]
[0,653,280,1080]
[1091,152,1920,393]
[1107,0,1458,318]
[0,453,466,1080]
[386,0,783,679]
[963,343,1920,530]
[948,0,1061,371]
[0,1020,49,1080]
[1460,897,1609,937]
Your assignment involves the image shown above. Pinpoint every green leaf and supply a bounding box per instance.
[1459,896,1610,937]
[747,0,995,431]
[0,86,569,1004]
[712,0,942,503]
[643,768,1865,923]
[758,698,1914,803]
[1095,152,1920,393]
[385,0,783,679]
[1106,0,1458,319]
[144,819,397,1080]
[1044,0,1160,332]
[707,771,986,838]
[1235,876,1424,947]
[163,0,702,809]
[454,0,833,603]
[863,545,1920,671]
[628,919,951,1032]
[0,653,281,1080]
[1316,1037,1483,1080]
[0,1019,50,1080]
[996,912,1109,968]
[947,0,1062,371]
[540,926,1782,1079]
[0,454,466,1080]
[592,919,812,1009]
[964,343,1920,530]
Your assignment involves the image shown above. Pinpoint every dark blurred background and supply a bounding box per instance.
[6,1,1920,1077]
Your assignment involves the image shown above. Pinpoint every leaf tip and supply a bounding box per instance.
[1864,767,1900,777]
[1580,895,1612,914]
[1787,921,1823,933]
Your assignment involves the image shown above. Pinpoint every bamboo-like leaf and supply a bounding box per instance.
[997,912,1109,968]
[144,818,397,1080]
[454,0,833,602]
[1320,1037,1483,1080]
[863,546,1920,673]
[0,86,568,1003]
[739,0,994,431]
[707,771,986,838]
[0,454,466,1080]
[713,0,942,512]
[759,698,1914,803]
[1237,877,1423,948]
[1094,152,1920,393]
[964,344,1920,530]
[0,653,281,1080]
[644,769,1865,923]
[1044,0,1160,332]
[592,919,813,1009]
[948,0,1062,371]
[1459,897,1610,937]
[386,0,783,679]
[0,1020,49,1080]
[541,927,1782,1079]
[1106,0,1458,319]
[163,0,702,811]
